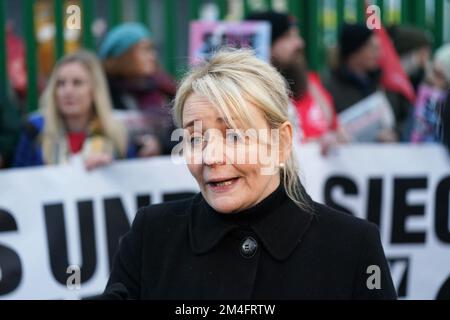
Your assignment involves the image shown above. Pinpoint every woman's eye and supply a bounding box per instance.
[73,79,83,86]
[226,131,244,143]
[190,135,203,145]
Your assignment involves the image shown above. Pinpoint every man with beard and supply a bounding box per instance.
[246,11,347,155]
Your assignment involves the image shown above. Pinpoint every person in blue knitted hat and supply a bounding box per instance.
[100,22,160,82]
[99,23,151,59]
[99,22,177,157]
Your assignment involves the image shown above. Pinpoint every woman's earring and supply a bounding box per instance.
[278,162,285,169]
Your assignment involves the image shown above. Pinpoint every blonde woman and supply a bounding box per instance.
[105,49,396,299]
[13,50,133,170]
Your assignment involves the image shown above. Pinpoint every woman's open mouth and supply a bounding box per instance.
[206,177,240,193]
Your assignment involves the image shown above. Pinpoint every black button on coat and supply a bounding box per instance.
[105,184,397,299]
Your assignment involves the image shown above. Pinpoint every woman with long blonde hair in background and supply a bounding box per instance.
[13,50,133,170]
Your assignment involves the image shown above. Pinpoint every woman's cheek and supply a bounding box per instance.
[233,143,256,165]
[187,163,202,183]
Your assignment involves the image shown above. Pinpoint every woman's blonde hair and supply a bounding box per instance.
[173,48,312,211]
[40,50,127,164]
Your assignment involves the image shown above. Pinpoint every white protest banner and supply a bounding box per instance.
[297,144,450,299]
[0,145,449,299]
[0,156,198,300]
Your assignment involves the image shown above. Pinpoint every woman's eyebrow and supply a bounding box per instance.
[183,119,199,128]
[216,117,226,124]
[217,116,241,126]
[183,116,240,128]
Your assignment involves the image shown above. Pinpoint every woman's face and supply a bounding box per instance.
[55,61,94,118]
[182,93,291,214]
[129,39,157,76]
[351,35,381,72]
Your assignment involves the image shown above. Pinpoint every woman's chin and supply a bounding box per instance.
[211,203,239,214]
[202,178,249,213]
[205,193,244,214]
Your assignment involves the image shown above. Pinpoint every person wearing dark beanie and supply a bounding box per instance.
[246,11,307,130]
[247,11,297,46]
[339,23,374,63]
[246,11,348,154]
[324,22,412,142]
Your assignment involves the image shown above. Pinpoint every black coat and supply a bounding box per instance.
[105,184,397,299]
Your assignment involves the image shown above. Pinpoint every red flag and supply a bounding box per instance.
[375,26,416,104]
[6,22,27,97]
[365,1,416,104]
[365,0,416,104]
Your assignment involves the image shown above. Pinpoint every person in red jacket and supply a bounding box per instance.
[247,11,347,155]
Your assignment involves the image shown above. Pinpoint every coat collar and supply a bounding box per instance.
[188,184,314,261]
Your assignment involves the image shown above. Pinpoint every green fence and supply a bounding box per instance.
[0,0,448,114]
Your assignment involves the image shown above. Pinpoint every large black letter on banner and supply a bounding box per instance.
[391,178,427,244]
[103,198,132,271]
[44,201,96,285]
[437,274,450,299]
[0,209,22,295]
[324,176,357,215]
[367,178,383,228]
[104,194,155,271]
[435,177,450,243]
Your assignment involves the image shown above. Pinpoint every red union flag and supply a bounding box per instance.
[375,25,416,104]
[6,23,27,96]
[365,1,416,104]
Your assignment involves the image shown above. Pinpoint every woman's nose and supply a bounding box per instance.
[202,136,225,166]
[62,82,75,93]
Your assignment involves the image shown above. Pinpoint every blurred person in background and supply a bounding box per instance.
[99,22,177,157]
[325,23,410,142]
[441,90,450,152]
[13,50,132,170]
[387,25,433,140]
[387,25,433,93]
[246,11,347,155]
[411,43,450,144]
[325,23,382,112]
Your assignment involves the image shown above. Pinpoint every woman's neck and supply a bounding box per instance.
[203,181,287,225]
[64,113,92,133]
[345,59,369,79]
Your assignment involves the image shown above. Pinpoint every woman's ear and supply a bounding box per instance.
[278,121,293,164]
